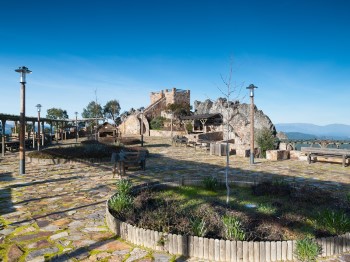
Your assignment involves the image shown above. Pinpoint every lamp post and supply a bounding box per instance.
[75,112,78,143]
[15,66,32,175]
[36,104,41,151]
[140,109,144,147]
[246,84,258,165]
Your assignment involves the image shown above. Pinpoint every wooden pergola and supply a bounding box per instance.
[180,113,222,133]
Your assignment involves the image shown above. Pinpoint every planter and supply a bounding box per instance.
[105,180,350,261]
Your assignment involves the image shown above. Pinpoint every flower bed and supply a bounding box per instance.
[106,180,350,261]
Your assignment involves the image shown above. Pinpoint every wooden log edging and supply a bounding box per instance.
[105,181,350,261]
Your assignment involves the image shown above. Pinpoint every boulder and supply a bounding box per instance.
[194,98,276,145]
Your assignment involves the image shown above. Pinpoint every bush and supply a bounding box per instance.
[116,179,132,195]
[316,209,350,235]
[109,194,133,213]
[255,127,276,158]
[202,176,219,191]
[150,116,166,130]
[295,238,321,262]
[222,215,245,241]
[185,122,193,133]
[190,217,207,237]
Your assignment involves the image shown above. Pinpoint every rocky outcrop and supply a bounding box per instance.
[194,98,276,145]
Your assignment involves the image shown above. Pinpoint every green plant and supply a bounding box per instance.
[316,209,350,235]
[257,203,277,215]
[202,176,219,191]
[255,127,276,158]
[222,215,245,241]
[295,238,321,262]
[185,122,193,133]
[109,193,133,212]
[190,217,207,237]
[116,179,132,195]
[346,192,350,204]
[150,116,166,130]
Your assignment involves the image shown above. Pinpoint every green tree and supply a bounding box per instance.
[46,108,69,120]
[166,103,192,117]
[46,108,69,129]
[82,101,103,126]
[255,127,276,158]
[150,116,166,130]
[103,100,121,124]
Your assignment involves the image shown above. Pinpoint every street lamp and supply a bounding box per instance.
[140,109,144,147]
[36,104,42,151]
[75,112,78,143]
[246,84,258,165]
[15,66,32,175]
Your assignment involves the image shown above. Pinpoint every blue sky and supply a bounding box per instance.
[0,0,350,125]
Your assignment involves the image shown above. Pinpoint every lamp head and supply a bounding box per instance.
[246,84,258,97]
[36,104,42,112]
[15,66,32,83]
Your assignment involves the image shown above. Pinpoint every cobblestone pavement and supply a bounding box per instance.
[1,137,350,261]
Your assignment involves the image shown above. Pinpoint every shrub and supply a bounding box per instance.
[185,122,193,133]
[109,194,133,213]
[316,209,350,235]
[257,203,277,215]
[255,127,276,158]
[222,215,245,241]
[116,179,132,195]
[202,176,219,191]
[150,116,166,130]
[295,238,321,262]
[190,217,207,237]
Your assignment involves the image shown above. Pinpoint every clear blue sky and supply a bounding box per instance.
[1,0,349,125]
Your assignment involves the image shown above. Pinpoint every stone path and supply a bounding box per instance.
[1,137,350,261]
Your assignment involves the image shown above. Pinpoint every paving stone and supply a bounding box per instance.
[93,239,131,251]
[88,251,112,261]
[39,224,60,232]
[50,231,69,240]
[11,231,52,242]
[27,239,51,249]
[7,244,24,262]
[26,247,59,261]
[125,248,148,262]
[153,253,172,262]
[0,228,15,235]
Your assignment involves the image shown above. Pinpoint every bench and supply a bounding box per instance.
[111,150,146,177]
[301,147,350,167]
[172,136,188,147]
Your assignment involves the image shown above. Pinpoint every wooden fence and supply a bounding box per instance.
[106,180,350,261]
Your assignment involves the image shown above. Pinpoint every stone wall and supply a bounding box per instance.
[150,88,190,107]
[194,98,276,146]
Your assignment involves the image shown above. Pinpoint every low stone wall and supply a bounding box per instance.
[266,150,290,161]
[26,157,110,165]
[106,180,350,261]
[149,130,185,137]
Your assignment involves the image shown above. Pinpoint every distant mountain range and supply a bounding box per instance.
[275,123,350,140]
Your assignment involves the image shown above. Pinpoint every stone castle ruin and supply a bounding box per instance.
[119,89,276,156]
[119,88,190,135]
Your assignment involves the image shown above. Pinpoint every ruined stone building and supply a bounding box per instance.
[119,88,190,136]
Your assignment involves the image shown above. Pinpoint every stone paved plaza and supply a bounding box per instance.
[1,137,350,261]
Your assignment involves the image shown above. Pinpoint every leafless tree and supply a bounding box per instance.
[216,60,245,204]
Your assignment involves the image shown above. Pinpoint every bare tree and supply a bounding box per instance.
[216,61,245,204]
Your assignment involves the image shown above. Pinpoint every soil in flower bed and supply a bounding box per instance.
[28,142,146,159]
[109,181,350,241]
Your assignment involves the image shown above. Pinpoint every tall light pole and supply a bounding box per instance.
[140,109,144,147]
[246,84,258,165]
[75,112,78,143]
[15,66,32,175]
[36,104,41,151]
